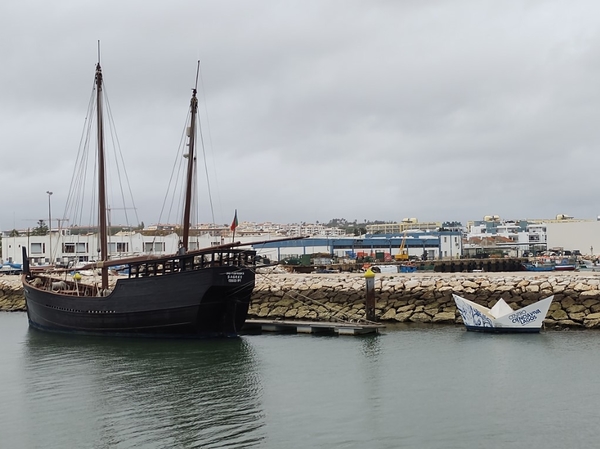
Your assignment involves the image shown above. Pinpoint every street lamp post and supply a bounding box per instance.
[46,191,52,264]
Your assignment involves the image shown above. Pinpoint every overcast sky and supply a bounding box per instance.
[2,0,600,231]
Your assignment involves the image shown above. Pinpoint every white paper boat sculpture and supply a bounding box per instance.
[453,294,554,333]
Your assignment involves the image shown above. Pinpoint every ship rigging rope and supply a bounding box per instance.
[194,60,218,226]
[197,95,216,226]
[156,110,189,240]
[103,86,140,228]
[63,75,139,253]
[155,74,218,245]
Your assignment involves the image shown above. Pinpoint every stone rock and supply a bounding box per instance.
[560,297,576,309]
[581,290,600,297]
[396,304,416,313]
[584,319,600,328]
[557,319,581,327]
[574,283,592,292]
[566,305,586,314]
[257,307,270,318]
[424,307,439,317]
[305,310,318,319]
[394,311,413,322]
[551,309,568,320]
[404,280,420,290]
[432,312,455,323]
[268,306,289,317]
[380,309,397,321]
[296,309,310,319]
[284,309,298,318]
[409,312,432,323]
[462,280,479,288]
[568,312,586,322]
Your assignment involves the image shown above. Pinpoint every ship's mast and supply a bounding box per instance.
[181,66,200,249]
[95,62,109,289]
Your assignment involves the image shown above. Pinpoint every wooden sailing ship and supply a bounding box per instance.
[22,61,256,337]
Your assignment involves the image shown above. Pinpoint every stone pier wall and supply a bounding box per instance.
[0,277,26,311]
[250,271,600,329]
[4,272,600,328]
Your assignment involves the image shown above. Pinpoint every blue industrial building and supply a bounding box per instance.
[252,231,463,261]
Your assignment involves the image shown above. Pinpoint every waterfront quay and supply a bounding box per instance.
[3,271,600,329]
[249,270,600,329]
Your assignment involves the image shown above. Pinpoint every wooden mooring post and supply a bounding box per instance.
[364,267,376,321]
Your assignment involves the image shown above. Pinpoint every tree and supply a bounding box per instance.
[32,220,48,236]
[9,229,19,237]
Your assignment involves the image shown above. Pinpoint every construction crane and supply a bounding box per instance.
[395,230,409,261]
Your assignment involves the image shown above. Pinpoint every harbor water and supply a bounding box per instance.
[1,312,600,448]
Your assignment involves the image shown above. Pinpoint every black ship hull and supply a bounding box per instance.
[23,250,256,338]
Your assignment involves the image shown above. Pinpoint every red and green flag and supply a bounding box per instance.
[230,209,238,232]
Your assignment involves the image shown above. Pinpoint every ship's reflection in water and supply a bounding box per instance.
[22,329,265,449]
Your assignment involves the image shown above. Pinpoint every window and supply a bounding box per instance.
[31,243,44,254]
[76,243,87,253]
[109,242,129,253]
[144,242,165,252]
[64,243,75,253]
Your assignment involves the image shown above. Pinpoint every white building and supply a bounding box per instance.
[465,215,600,257]
[1,231,219,266]
[545,220,600,256]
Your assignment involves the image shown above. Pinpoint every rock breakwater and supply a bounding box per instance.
[5,272,600,329]
[250,271,600,329]
[0,276,26,312]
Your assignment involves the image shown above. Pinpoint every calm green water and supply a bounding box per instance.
[1,312,599,448]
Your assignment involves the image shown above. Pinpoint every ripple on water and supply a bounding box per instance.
[4,313,600,449]
[14,330,266,448]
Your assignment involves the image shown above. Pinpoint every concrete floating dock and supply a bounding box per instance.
[243,319,384,335]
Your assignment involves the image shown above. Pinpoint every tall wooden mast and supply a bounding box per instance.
[95,62,109,289]
[181,86,198,249]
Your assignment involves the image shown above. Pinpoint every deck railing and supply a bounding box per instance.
[127,248,256,278]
